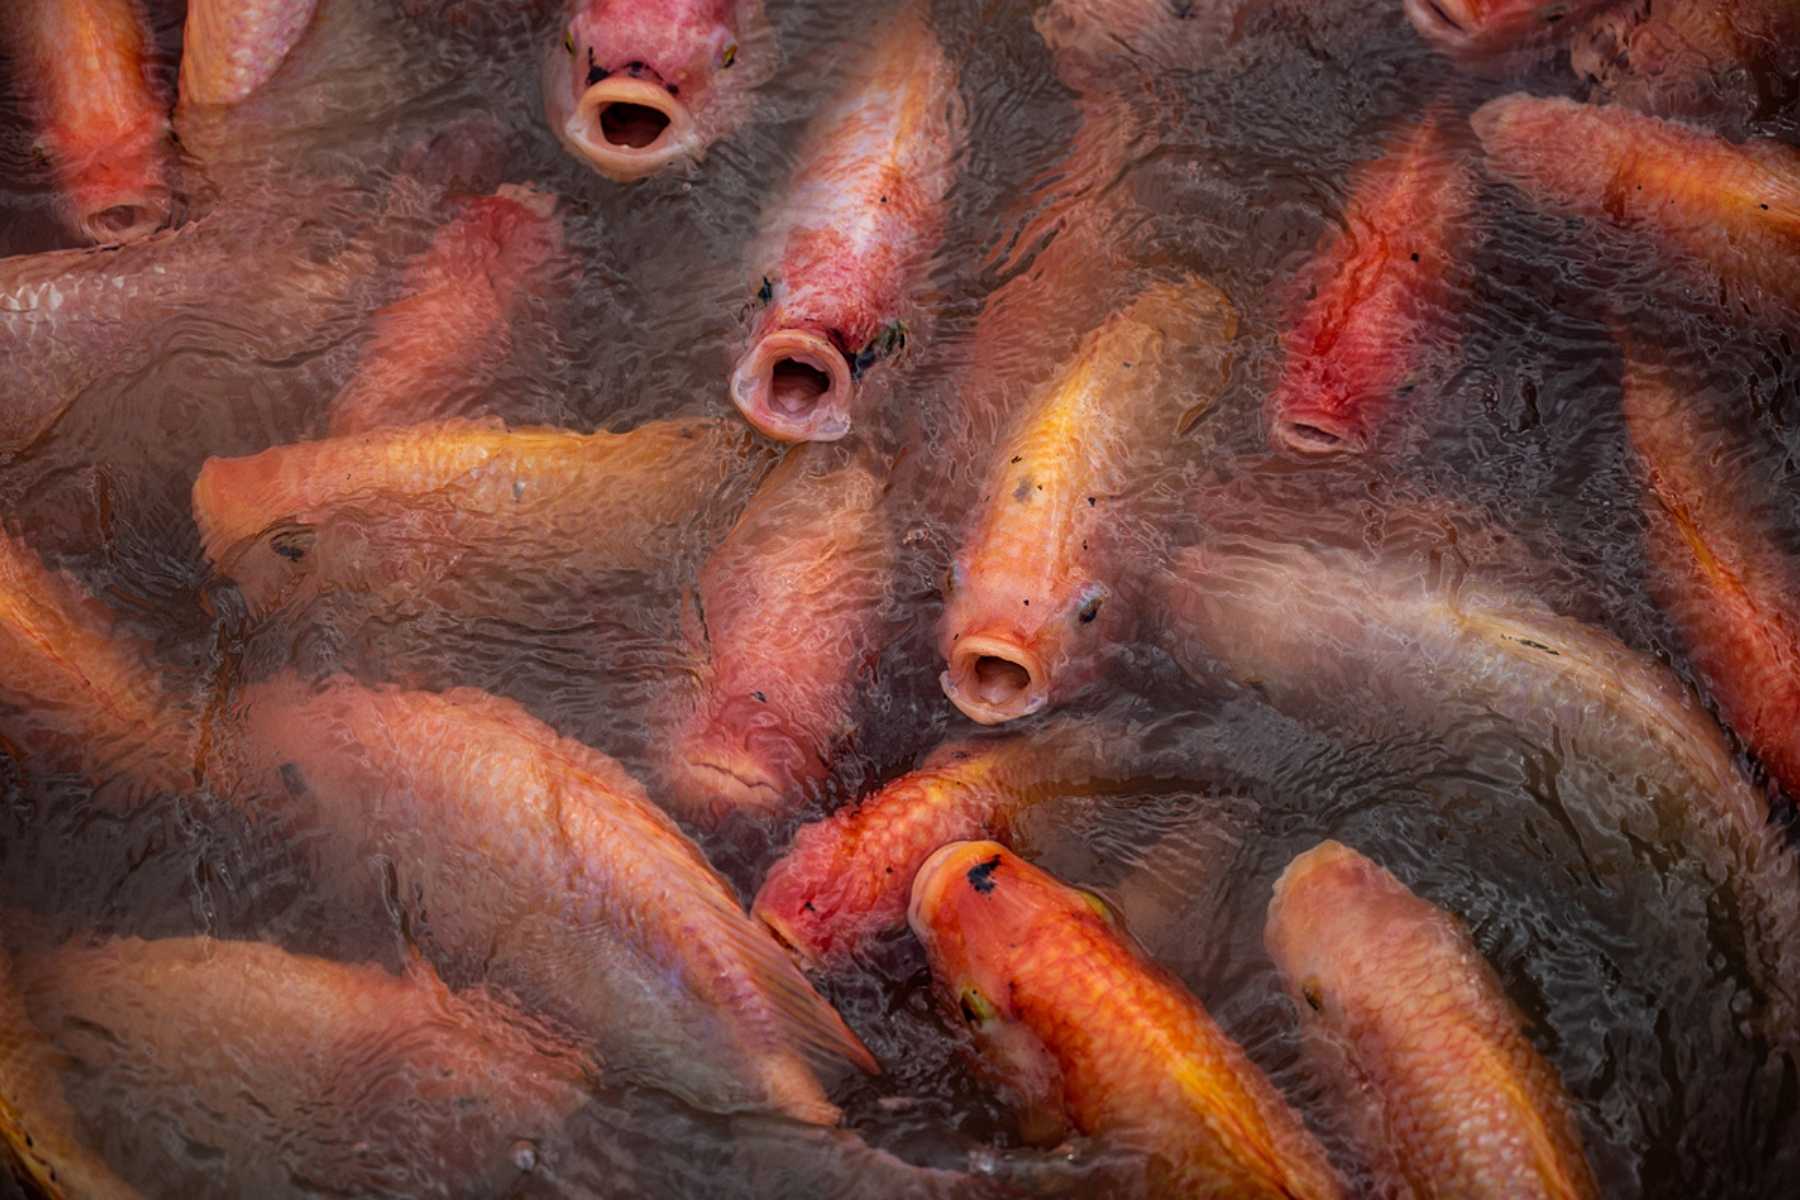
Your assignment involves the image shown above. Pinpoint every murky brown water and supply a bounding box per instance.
[2,1,1798,1196]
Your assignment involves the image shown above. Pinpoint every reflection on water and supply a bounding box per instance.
[1,0,1797,1196]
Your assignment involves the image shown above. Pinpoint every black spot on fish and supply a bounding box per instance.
[1511,637,1561,656]
[1012,477,1034,502]
[757,276,773,304]
[1087,496,1096,506]
[1010,456,1022,464]
[802,900,817,914]
[278,761,309,797]
[586,50,607,87]
[1410,252,1420,262]
[752,690,767,703]
[967,854,1002,893]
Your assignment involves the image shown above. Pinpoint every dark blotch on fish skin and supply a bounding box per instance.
[1013,477,1034,502]
[752,690,767,703]
[278,761,308,797]
[757,276,773,305]
[967,855,1002,894]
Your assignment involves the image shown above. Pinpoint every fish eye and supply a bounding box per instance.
[722,43,738,69]
[958,986,995,1026]
[1073,583,1106,626]
[1074,888,1116,925]
[1301,980,1325,1012]
[562,28,575,55]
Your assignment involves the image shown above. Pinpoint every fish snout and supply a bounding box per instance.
[1271,405,1368,456]
[940,631,1051,726]
[907,839,1009,940]
[565,73,696,182]
[1403,0,1481,52]
[730,328,856,443]
[71,168,172,246]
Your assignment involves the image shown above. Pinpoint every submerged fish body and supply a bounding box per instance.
[5,934,594,1199]
[660,441,895,826]
[241,675,875,1123]
[327,185,566,436]
[0,199,379,457]
[179,0,322,109]
[1571,0,1800,125]
[1405,0,1614,61]
[1,0,172,245]
[1620,346,1800,800]
[752,724,1132,966]
[1265,841,1599,1199]
[909,841,1346,1199]
[1269,110,1475,455]
[1472,94,1800,319]
[939,276,1237,726]
[1154,501,1800,1025]
[192,417,767,613]
[0,529,193,793]
[543,0,772,182]
[730,3,966,443]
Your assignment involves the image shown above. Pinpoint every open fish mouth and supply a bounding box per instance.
[730,328,855,443]
[562,75,696,182]
[941,633,1050,726]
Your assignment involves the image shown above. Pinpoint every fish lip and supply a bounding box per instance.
[730,328,855,443]
[754,901,824,970]
[668,753,791,826]
[73,182,173,246]
[1403,0,1480,50]
[1271,408,1367,456]
[940,633,1050,726]
[906,839,993,935]
[559,75,697,182]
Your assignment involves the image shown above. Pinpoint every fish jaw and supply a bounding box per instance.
[544,0,749,181]
[939,627,1053,726]
[730,324,856,443]
[939,566,1120,726]
[1404,0,1599,58]
[663,691,817,827]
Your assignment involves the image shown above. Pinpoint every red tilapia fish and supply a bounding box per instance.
[1472,94,1800,319]
[753,723,1132,966]
[1620,344,1800,800]
[1269,110,1475,455]
[328,185,565,436]
[241,676,876,1123]
[543,0,772,182]
[1405,0,1614,60]
[179,0,320,108]
[1,0,172,245]
[4,934,595,1199]
[1571,0,1800,123]
[0,529,193,793]
[1154,496,1800,1026]
[660,440,894,826]
[939,275,1236,725]
[192,417,767,613]
[730,3,965,443]
[1266,841,1599,1199]
[910,842,1346,1199]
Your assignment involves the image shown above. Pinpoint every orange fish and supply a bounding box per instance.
[1620,343,1800,800]
[4,933,594,1198]
[328,186,565,436]
[178,0,320,108]
[659,440,894,826]
[910,842,1346,1199]
[1265,841,1599,1199]
[0,528,193,793]
[543,0,773,182]
[939,276,1236,725]
[1268,110,1475,454]
[1472,94,1800,319]
[192,417,769,613]
[241,675,876,1123]
[753,723,1130,966]
[2,0,172,244]
[729,2,964,442]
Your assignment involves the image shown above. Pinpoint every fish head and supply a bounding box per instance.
[544,0,747,181]
[909,840,1105,1140]
[939,554,1118,725]
[664,688,825,827]
[1403,0,1583,57]
[1264,840,1421,1029]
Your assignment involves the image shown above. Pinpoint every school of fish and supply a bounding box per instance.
[0,0,1796,1196]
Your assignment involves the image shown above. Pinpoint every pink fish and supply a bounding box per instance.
[729,3,965,443]
[1,0,172,245]
[660,441,894,825]
[543,0,772,182]
[327,186,565,436]
[1268,110,1475,455]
